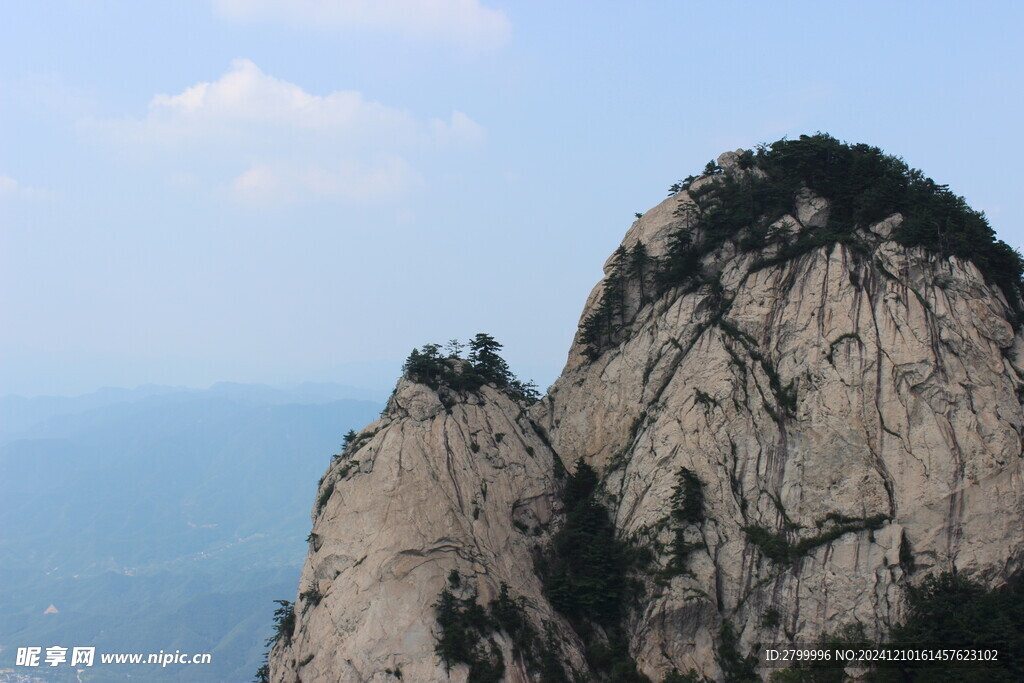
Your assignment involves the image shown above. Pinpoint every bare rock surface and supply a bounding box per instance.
[273,155,1024,682]
[536,202,1024,678]
[270,381,580,682]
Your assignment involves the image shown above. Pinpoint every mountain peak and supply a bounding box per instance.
[270,135,1024,681]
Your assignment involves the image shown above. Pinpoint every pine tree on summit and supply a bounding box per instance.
[468,333,511,386]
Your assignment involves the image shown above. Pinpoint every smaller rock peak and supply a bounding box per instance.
[385,376,446,421]
[395,334,541,411]
[716,149,746,171]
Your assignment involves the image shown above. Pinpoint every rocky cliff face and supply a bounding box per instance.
[269,378,585,682]
[271,140,1024,681]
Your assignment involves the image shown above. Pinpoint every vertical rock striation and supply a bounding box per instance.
[537,204,1024,678]
[272,138,1024,681]
[270,379,583,681]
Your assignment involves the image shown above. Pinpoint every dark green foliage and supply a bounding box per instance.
[671,469,704,525]
[668,175,697,195]
[404,341,488,393]
[628,241,653,304]
[762,607,782,628]
[590,133,1024,360]
[254,600,297,681]
[335,428,377,462]
[434,585,505,678]
[629,411,647,441]
[744,514,889,564]
[580,247,630,358]
[561,459,599,510]
[541,459,649,679]
[704,160,724,175]
[403,343,459,388]
[467,651,506,683]
[469,333,512,386]
[662,669,711,683]
[510,378,542,405]
[681,134,1021,313]
[585,633,650,682]
[898,533,915,572]
[538,626,574,683]
[551,451,566,479]
[489,583,528,643]
[446,338,465,358]
[797,514,888,554]
[433,577,570,682]
[546,493,629,624]
[876,572,1024,681]
[488,583,569,681]
[299,584,323,610]
[654,228,700,294]
[253,653,270,683]
[666,533,703,579]
[663,468,705,577]
[402,333,540,404]
[336,459,359,479]
[717,621,759,682]
[580,242,662,359]
[742,525,794,564]
[264,599,295,647]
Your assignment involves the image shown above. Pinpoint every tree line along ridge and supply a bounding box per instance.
[581,133,1024,360]
[403,333,540,405]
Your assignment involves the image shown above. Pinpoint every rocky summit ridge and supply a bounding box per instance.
[268,135,1024,681]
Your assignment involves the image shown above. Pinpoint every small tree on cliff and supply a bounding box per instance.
[468,333,511,386]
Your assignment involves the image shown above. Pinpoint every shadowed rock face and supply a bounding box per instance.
[536,181,1024,676]
[272,151,1024,682]
[270,380,584,682]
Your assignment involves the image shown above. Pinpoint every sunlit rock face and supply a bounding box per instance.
[273,146,1024,681]
[270,379,584,682]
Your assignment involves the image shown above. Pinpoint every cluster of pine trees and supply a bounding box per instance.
[580,133,1024,360]
[770,572,1023,681]
[578,244,654,359]
[433,574,569,682]
[403,333,540,404]
[540,460,652,680]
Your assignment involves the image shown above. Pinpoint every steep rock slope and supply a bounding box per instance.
[273,137,1024,681]
[534,149,1024,678]
[270,378,583,681]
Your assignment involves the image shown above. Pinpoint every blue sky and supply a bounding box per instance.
[2,1,1022,396]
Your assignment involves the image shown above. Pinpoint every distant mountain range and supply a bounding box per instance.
[0,382,384,681]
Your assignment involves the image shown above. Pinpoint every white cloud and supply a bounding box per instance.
[213,0,511,50]
[124,59,480,148]
[150,59,400,132]
[429,110,486,148]
[229,157,420,205]
[0,174,51,200]
[100,60,482,204]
